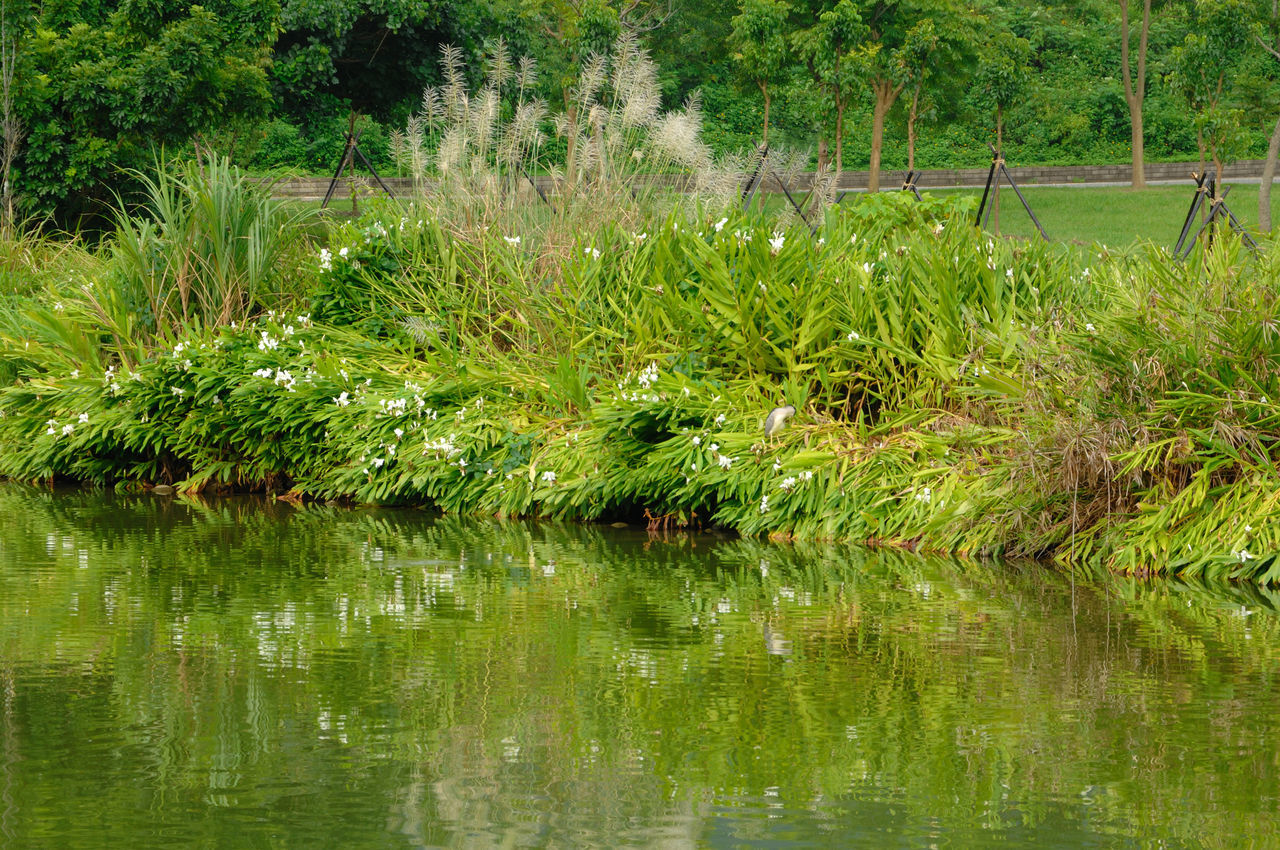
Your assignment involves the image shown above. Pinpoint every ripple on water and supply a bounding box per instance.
[0,486,1277,848]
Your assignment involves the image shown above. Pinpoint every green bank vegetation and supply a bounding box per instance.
[2,134,1280,582]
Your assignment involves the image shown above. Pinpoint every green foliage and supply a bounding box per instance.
[973,29,1031,144]
[729,0,791,140]
[16,0,275,223]
[8,152,1280,581]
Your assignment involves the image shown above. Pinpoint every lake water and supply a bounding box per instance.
[0,484,1277,848]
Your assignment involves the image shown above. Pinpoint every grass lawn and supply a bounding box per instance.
[292,181,1280,249]
[929,183,1280,248]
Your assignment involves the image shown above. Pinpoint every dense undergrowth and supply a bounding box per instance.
[2,158,1279,583]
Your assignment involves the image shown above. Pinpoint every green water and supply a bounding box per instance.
[0,486,1277,848]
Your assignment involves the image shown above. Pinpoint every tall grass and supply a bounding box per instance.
[93,155,314,358]
[392,36,748,275]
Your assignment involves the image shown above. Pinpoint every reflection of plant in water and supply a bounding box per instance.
[0,484,1278,845]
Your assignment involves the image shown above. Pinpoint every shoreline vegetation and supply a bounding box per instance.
[3,154,1280,584]
[3,42,1280,585]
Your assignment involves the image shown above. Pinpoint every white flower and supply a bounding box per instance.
[372,457,384,469]
[504,235,521,246]
[171,387,185,397]
[584,247,601,260]
[1085,323,1096,333]
[915,487,932,504]
[78,413,89,424]
[541,470,557,483]
[1005,268,1014,279]
[772,460,782,472]
[339,247,349,258]
[717,454,734,470]
[1235,548,1254,562]
[850,233,858,244]
[253,368,273,379]
[714,217,728,232]
[709,443,719,453]
[768,233,785,255]
[258,331,279,351]
[45,419,57,436]
[334,391,350,407]
[779,476,797,492]
[847,330,860,341]
[692,436,701,446]
[394,428,404,439]
[714,413,727,426]
[61,423,74,436]
[932,223,944,236]
[758,280,767,293]
[760,494,770,513]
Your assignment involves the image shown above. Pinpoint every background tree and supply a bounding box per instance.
[0,0,26,233]
[1167,0,1257,193]
[1255,5,1280,230]
[729,0,791,145]
[1119,0,1153,187]
[891,6,977,179]
[973,29,1031,153]
[794,0,867,174]
[17,0,276,223]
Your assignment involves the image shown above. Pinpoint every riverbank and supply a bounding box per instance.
[3,162,1279,581]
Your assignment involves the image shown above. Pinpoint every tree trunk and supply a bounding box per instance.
[868,81,900,193]
[994,104,1003,234]
[761,82,770,145]
[1120,0,1152,189]
[817,137,829,173]
[835,97,844,177]
[1261,116,1280,232]
[907,89,920,173]
[1126,96,1146,188]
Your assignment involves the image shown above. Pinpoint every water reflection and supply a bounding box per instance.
[0,484,1277,848]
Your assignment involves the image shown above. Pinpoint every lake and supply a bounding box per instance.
[0,485,1276,848]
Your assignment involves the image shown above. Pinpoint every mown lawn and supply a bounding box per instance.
[295,180,1280,248]
[930,183,1280,248]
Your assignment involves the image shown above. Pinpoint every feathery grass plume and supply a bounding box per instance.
[516,56,538,101]
[485,38,514,91]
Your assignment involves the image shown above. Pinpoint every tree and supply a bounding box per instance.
[1167,0,1257,193]
[0,0,26,233]
[1257,11,1280,231]
[17,0,276,223]
[1119,0,1153,188]
[729,0,791,145]
[794,0,867,175]
[270,0,465,122]
[973,29,1030,153]
[891,7,976,179]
